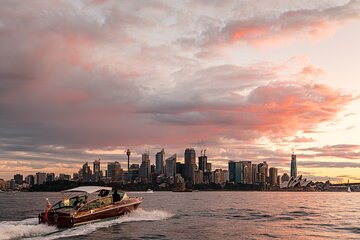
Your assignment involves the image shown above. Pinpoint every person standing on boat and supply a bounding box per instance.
[112,190,121,203]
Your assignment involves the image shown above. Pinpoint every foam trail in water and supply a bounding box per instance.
[0,218,57,240]
[28,208,173,240]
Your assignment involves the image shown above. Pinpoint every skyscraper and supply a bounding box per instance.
[35,172,46,185]
[107,162,115,178]
[155,149,165,174]
[228,161,236,182]
[252,163,258,183]
[242,161,252,184]
[13,174,23,185]
[82,162,92,182]
[269,167,278,186]
[165,154,177,178]
[198,151,207,172]
[234,161,243,184]
[46,173,55,182]
[184,148,196,183]
[257,161,268,183]
[112,161,123,182]
[140,153,151,183]
[290,153,297,178]
[93,159,101,182]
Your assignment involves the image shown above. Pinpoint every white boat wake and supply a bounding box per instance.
[0,208,173,240]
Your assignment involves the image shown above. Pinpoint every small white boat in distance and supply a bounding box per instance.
[347,180,351,193]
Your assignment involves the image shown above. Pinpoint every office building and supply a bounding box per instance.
[107,162,115,178]
[13,174,23,185]
[252,163,259,183]
[93,159,101,182]
[112,161,123,182]
[140,153,151,183]
[184,148,196,183]
[35,172,46,185]
[165,154,177,178]
[155,149,165,174]
[46,173,55,182]
[242,161,252,184]
[269,167,278,186]
[198,151,208,172]
[25,175,34,186]
[81,162,92,182]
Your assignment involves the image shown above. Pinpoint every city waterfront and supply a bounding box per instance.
[1,191,359,240]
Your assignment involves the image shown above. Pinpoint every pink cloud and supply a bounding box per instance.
[206,0,360,46]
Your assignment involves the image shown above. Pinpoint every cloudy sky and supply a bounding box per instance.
[1,0,360,182]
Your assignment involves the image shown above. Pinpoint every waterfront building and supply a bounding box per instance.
[228,161,236,182]
[213,169,228,185]
[257,162,268,183]
[155,149,165,174]
[0,179,6,191]
[46,173,55,182]
[290,154,297,178]
[35,172,46,185]
[235,161,243,184]
[194,170,204,184]
[269,167,278,186]
[242,161,252,184]
[140,153,151,183]
[13,174,23,185]
[184,148,196,183]
[229,161,245,184]
[252,164,259,183]
[59,173,71,181]
[165,154,177,178]
[280,175,312,189]
[281,173,290,183]
[25,175,34,186]
[10,179,16,189]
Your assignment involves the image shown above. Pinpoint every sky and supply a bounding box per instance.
[1,0,360,182]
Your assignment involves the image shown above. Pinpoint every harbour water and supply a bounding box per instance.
[0,191,359,240]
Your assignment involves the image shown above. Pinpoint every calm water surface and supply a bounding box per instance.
[0,191,359,240]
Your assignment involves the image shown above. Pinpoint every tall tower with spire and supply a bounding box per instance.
[290,153,297,178]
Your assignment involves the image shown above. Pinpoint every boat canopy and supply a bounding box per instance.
[61,186,113,194]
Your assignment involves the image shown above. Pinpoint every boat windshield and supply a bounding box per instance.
[52,195,87,210]
[76,190,126,212]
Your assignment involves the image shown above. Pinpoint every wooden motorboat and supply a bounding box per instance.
[38,186,143,228]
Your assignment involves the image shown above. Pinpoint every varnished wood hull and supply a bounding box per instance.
[39,198,142,228]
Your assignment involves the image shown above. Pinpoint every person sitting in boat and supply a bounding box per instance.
[98,190,109,198]
[112,190,121,203]
[73,196,81,207]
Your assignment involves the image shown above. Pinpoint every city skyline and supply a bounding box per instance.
[0,148,329,184]
[2,148,302,190]
[1,1,360,182]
